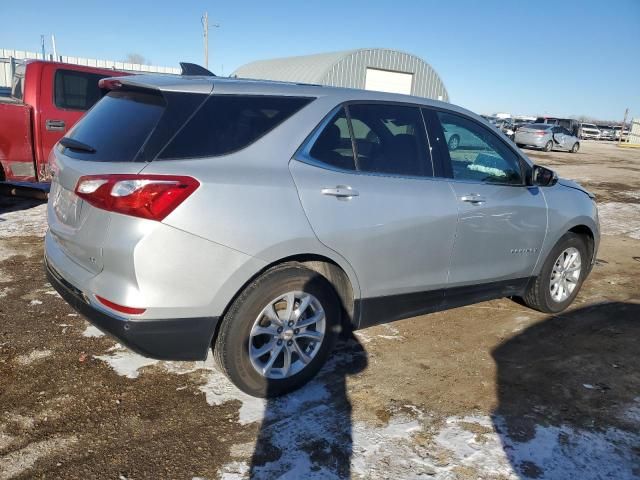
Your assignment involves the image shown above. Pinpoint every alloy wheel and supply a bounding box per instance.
[549,247,582,302]
[248,291,326,379]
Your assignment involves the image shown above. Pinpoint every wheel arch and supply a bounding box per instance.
[212,253,360,351]
[568,224,595,264]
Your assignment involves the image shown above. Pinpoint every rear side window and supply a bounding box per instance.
[309,108,356,170]
[63,90,166,162]
[54,69,109,111]
[159,95,313,159]
[347,103,432,177]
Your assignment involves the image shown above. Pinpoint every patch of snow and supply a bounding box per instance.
[15,349,52,366]
[0,287,10,298]
[597,202,640,238]
[94,348,159,379]
[0,435,77,480]
[0,203,48,239]
[29,299,43,306]
[82,325,105,338]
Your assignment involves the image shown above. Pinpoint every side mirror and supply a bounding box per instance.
[532,165,558,187]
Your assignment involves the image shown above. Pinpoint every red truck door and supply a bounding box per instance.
[34,64,122,179]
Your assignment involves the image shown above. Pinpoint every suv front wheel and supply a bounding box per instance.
[522,232,589,313]
[214,263,340,397]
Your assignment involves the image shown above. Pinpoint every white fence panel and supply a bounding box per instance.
[0,48,180,87]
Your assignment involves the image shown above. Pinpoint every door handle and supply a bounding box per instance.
[46,119,66,131]
[321,185,359,200]
[460,194,486,205]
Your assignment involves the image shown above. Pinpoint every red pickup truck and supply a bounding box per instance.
[0,61,128,182]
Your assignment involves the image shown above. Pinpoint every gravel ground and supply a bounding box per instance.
[1,141,639,479]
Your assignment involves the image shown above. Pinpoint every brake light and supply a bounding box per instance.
[75,175,199,221]
[95,295,146,315]
[535,131,546,136]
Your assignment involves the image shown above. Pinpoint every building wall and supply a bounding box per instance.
[0,48,180,88]
[324,49,448,101]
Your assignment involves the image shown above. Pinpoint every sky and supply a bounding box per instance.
[2,0,639,121]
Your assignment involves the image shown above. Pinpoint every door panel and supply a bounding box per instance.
[427,108,547,286]
[290,160,458,299]
[447,182,546,285]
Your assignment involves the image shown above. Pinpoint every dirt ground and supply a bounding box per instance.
[1,141,639,479]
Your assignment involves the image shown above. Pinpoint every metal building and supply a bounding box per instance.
[232,48,449,101]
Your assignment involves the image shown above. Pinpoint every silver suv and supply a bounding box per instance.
[45,74,600,397]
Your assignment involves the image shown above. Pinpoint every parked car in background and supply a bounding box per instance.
[597,125,614,141]
[46,73,599,397]
[613,125,630,142]
[515,124,580,152]
[0,60,128,182]
[580,123,601,140]
[535,117,580,137]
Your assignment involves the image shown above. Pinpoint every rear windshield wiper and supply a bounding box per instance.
[60,137,96,153]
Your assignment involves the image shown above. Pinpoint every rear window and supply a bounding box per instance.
[54,69,110,111]
[528,124,552,130]
[158,95,313,159]
[63,90,166,162]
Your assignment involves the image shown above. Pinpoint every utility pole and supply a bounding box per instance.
[51,34,58,61]
[619,108,629,145]
[201,12,220,70]
[40,35,46,60]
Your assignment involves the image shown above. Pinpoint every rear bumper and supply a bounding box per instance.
[45,257,218,361]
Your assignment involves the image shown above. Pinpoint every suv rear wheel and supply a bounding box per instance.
[522,232,589,313]
[214,263,339,397]
[544,140,553,152]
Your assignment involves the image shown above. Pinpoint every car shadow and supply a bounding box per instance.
[248,331,368,478]
[0,195,45,215]
[491,302,640,478]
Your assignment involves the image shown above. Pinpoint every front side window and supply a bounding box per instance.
[435,111,523,185]
[347,103,432,177]
[308,108,356,170]
[54,69,109,110]
[160,95,312,159]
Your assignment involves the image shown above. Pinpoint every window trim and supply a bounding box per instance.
[423,106,530,187]
[53,68,109,112]
[296,100,437,180]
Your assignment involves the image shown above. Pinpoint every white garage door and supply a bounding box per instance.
[364,68,413,95]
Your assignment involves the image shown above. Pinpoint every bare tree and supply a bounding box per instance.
[124,53,147,65]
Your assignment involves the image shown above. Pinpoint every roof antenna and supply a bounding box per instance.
[179,62,215,77]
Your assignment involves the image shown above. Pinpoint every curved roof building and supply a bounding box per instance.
[232,48,449,101]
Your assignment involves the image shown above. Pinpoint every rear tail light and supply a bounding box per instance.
[75,174,199,221]
[95,295,146,315]
[535,131,546,136]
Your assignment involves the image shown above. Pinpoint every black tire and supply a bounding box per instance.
[544,141,553,152]
[214,263,340,397]
[516,143,524,148]
[522,232,589,314]
[571,142,580,153]
[448,134,460,151]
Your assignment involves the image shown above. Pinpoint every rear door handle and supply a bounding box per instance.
[460,194,486,205]
[321,185,359,200]
[46,119,66,131]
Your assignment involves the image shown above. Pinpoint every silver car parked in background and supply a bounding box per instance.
[515,123,580,153]
[46,74,599,397]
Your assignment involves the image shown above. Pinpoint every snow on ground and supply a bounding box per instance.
[0,203,48,239]
[598,202,640,239]
[93,341,640,480]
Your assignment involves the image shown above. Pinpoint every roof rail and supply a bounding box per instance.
[179,62,215,77]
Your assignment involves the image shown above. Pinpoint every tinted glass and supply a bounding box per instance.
[309,108,356,170]
[529,124,552,130]
[63,90,165,161]
[54,69,109,110]
[347,103,432,177]
[436,111,523,185]
[159,95,312,159]
[11,64,25,101]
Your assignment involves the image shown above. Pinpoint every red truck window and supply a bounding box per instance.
[54,69,109,111]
